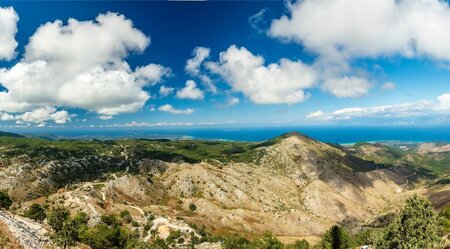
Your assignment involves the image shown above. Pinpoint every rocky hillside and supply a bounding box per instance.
[0,132,448,244]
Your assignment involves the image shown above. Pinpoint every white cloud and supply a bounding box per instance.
[134,64,171,86]
[186,47,210,76]
[306,111,325,120]
[322,76,372,98]
[98,115,113,120]
[381,82,396,90]
[0,6,19,60]
[307,93,450,122]
[207,45,316,104]
[437,93,450,110]
[270,0,450,61]
[158,104,194,115]
[159,85,174,97]
[19,106,71,124]
[0,12,169,118]
[176,80,204,100]
[269,0,450,98]
[0,112,15,121]
[217,96,240,109]
[185,47,216,93]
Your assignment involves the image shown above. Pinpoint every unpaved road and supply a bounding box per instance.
[0,210,48,249]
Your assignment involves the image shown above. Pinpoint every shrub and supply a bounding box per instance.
[249,232,284,249]
[222,235,250,249]
[0,191,12,210]
[119,209,130,218]
[100,214,118,226]
[24,203,46,222]
[189,203,197,212]
[73,212,89,226]
[286,239,310,249]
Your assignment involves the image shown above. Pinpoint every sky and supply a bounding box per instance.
[0,0,449,129]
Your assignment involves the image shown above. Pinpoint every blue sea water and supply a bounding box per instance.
[5,125,450,144]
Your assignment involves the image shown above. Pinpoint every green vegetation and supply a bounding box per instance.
[43,196,445,249]
[24,203,46,222]
[0,136,260,163]
[79,223,129,249]
[0,191,12,210]
[441,205,450,233]
[376,195,443,249]
[317,225,354,249]
[352,142,450,177]
[189,203,197,212]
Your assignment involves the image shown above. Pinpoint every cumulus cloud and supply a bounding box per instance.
[159,85,174,97]
[158,104,194,115]
[269,0,450,61]
[307,93,450,122]
[322,76,372,98]
[185,47,216,93]
[134,64,171,85]
[437,93,450,110]
[269,0,450,97]
[176,80,204,100]
[207,45,316,104]
[0,6,19,60]
[186,47,210,76]
[16,106,71,124]
[0,12,169,119]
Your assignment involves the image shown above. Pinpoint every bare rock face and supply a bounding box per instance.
[417,142,450,154]
[195,242,222,249]
[156,134,406,237]
[2,133,443,243]
[104,174,164,205]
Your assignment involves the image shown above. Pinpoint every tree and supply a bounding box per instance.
[47,206,83,249]
[318,225,354,249]
[78,223,129,249]
[47,206,70,232]
[0,191,12,210]
[376,195,443,249]
[51,218,80,249]
[24,203,46,222]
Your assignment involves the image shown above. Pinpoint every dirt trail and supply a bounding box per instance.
[0,210,48,249]
[396,172,417,193]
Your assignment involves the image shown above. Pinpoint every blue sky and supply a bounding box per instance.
[0,0,449,129]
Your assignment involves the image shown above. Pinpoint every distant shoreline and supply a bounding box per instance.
[1,125,448,144]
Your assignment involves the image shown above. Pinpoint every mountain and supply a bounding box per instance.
[0,131,24,138]
[0,132,448,246]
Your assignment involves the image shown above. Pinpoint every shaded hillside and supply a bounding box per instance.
[0,132,448,241]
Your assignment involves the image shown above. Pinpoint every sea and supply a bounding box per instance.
[4,125,450,144]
